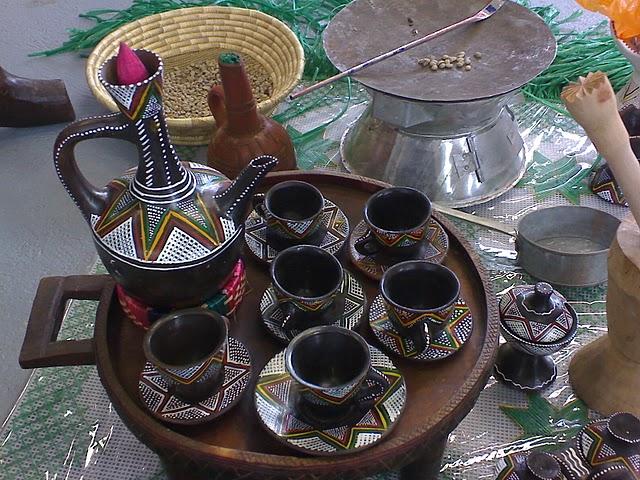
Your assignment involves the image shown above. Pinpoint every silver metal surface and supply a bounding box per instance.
[516,206,620,287]
[291,0,506,100]
[324,0,556,102]
[340,92,526,207]
[435,205,620,286]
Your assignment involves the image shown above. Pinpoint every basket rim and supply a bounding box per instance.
[85,5,304,131]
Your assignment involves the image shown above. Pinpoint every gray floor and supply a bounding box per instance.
[0,0,605,423]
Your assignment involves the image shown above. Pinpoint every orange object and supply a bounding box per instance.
[576,0,640,40]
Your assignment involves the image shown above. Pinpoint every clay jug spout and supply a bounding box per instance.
[208,85,227,126]
[216,155,278,225]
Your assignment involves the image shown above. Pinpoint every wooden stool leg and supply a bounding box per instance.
[400,435,448,480]
[569,215,640,417]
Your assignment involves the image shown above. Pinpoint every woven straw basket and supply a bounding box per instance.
[86,6,304,145]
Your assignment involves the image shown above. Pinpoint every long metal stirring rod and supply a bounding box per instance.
[289,0,506,101]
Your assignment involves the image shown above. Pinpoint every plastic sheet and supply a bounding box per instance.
[576,0,640,39]
[0,72,636,480]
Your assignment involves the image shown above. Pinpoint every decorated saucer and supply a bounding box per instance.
[138,337,252,426]
[577,416,640,475]
[348,218,449,281]
[369,295,473,361]
[245,198,350,263]
[259,269,367,343]
[254,345,406,456]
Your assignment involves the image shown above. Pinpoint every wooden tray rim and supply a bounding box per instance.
[94,169,500,472]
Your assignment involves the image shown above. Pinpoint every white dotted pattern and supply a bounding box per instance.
[138,337,251,425]
[254,346,406,454]
[101,218,137,259]
[246,199,350,263]
[156,228,211,263]
[260,270,366,343]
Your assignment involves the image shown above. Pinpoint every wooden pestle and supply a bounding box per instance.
[562,72,640,416]
[562,72,640,223]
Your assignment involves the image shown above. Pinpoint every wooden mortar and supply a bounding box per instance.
[562,72,640,416]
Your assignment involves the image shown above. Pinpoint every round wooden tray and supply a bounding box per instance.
[19,170,499,479]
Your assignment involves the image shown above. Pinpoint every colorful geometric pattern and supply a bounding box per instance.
[160,350,224,385]
[117,259,247,329]
[245,199,349,263]
[384,298,452,328]
[369,295,473,361]
[138,337,251,426]
[260,269,366,343]
[499,286,576,344]
[273,290,336,313]
[591,164,628,206]
[99,49,165,122]
[578,420,640,479]
[266,213,324,240]
[254,346,406,455]
[300,378,362,406]
[370,225,427,248]
[92,164,235,265]
[348,218,449,281]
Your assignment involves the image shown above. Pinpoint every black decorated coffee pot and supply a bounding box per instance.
[53,47,277,308]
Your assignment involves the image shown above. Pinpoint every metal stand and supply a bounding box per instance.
[340,90,526,207]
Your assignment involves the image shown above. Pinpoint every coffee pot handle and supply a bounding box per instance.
[54,113,133,220]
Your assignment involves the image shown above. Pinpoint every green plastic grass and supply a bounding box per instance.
[32,0,633,112]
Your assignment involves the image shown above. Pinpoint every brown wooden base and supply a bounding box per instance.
[160,434,448,480]
[569,214,640,417]
[20,171,499,479]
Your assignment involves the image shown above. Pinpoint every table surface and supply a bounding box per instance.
[0,0,625,480]
[0,0,612,475]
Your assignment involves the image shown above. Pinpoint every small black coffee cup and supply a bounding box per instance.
[253,180,326,249]
[381,260,460,354]
[285,326,388,428]
[270,245,344,330]
[143,308,228,403]
[355,187,432,260]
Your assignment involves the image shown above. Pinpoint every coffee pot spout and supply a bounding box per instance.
[216,155,278,224]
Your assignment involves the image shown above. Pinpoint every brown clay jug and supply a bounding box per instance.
[207,53,296,178]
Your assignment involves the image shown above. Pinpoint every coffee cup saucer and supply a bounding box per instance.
[254,345,406,456]
[348,218,449,281]
[259,269,367,344]
[138,337,252,426]
[245,198,350,264]
[369,295,474,361]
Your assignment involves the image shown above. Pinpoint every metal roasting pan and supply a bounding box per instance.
[435,205,621,286]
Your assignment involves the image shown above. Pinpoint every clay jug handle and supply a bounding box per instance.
[54,113,133,220]
[208,85,227,126]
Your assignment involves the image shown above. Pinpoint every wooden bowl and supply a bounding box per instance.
[86,6,304,145]
[20,171,499,479]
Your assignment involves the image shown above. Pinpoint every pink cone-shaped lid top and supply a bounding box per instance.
[116,42,149,84]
